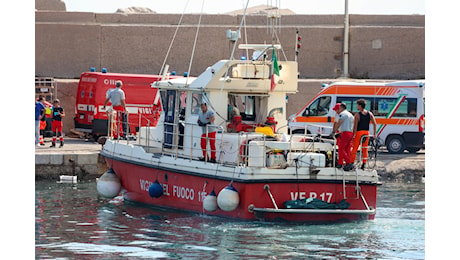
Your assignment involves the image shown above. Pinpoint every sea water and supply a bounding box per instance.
[35,180,424,259]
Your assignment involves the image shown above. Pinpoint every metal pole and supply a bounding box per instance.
[340,0,350,78]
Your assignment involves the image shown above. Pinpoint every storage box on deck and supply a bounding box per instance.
[266,152,286,167]
[248,141,265,167]
[287,152,326,167]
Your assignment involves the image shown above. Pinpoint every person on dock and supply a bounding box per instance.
[198,102,217,163]
[331,103,355,171]
[35,96,46,147]
[103,80,127,139]
[50,99,65,148]
[351,99,377,169]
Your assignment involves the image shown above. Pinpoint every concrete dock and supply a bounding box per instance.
[35,137,107,180]
[35,137,425,182]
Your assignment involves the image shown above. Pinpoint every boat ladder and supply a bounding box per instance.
[341,168,371,211]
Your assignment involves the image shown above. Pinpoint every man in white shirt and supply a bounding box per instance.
[197,102,216,163]
[103,80,127,138]
[332,103,355,171]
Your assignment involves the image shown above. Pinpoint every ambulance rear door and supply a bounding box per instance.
[75,73,97,133]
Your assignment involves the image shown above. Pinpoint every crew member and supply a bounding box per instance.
[50,99,65,148]
[331,103,355,171]
[35,96,46,147]
[351,99,377,169]
[198,102,216,163]
[103,80,127,139]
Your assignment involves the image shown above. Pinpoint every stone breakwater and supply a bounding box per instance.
[375,153,425,183]
[35,138,425,182]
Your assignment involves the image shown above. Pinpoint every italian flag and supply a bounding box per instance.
[271,48,280,92]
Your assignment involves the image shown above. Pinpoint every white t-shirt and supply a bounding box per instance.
[338,110,354,133]
[107,87,126,106]
[198,109,216,133]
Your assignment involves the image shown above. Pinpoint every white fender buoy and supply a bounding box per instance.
[217,184,239,211]
[96,168,121,198]
[203,190,217,212]
[148,180,163,198]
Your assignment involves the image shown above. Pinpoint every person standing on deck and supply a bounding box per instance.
[197,102,217,163]
[331,103,355,171]
[351,99,377,169]
[103,80,127,139]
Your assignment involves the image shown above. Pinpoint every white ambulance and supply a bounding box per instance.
[288,80,425,153]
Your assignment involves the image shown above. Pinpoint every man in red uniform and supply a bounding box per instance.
[103,80,127,139]
[197,103,216,163]
[50,99,65,148]
[331,103,355,171]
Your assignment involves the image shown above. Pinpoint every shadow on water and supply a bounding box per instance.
[35,180,424,259]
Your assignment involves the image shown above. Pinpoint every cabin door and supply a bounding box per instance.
[164,90,177,149]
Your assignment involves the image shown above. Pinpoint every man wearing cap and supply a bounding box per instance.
[197,102,217,163]
[104,80,127,138]
[331,103,355,171]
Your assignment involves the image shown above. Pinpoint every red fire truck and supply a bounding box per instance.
[74,71,179,139]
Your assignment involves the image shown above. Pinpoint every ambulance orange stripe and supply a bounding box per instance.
[295,84,420,117]
[295,117,418,125]
[321,85,418,97]
[295,117,331,123]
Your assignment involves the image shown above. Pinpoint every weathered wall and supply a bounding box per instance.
[55,79,79,135]
[36,12,424,79]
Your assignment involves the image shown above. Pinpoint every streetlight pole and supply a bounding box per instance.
[341,0,350,78]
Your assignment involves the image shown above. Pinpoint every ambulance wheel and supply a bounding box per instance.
[386,135,405,154]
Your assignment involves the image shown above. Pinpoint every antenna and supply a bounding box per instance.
[266,0,281,43]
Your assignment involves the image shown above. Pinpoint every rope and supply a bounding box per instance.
[186,0,206,86]
[158,0,190,77]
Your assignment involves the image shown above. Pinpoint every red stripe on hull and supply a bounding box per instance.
[106,158,377,222]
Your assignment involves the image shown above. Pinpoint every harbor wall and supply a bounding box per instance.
[36,12,424,79]
[38,12,424,135]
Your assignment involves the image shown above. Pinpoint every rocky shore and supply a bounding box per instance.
[375,152,425,183]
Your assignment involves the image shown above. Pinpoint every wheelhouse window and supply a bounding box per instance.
[229,94,257,121]
[190,92,203,115]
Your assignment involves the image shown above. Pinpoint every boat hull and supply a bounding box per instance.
[104,157,378,222]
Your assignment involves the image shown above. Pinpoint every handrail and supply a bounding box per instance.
[358,134,377,169]
[161,121,225,163]
[252,207,375,215]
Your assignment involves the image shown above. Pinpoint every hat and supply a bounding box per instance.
[115,80,123,87]
[332,103,341,111]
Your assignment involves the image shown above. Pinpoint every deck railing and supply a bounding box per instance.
[108,112,377,170]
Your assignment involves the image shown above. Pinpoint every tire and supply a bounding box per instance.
[386,135,405,154]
